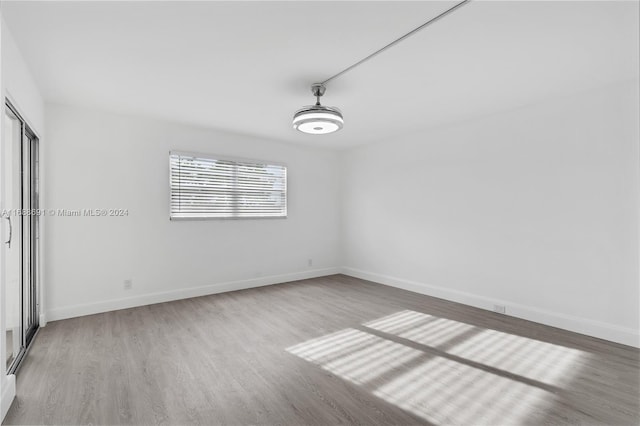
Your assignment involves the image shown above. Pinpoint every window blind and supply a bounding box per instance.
[170,152,287,219]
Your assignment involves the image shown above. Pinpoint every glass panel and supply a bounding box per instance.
[4,108,24,371]
[30,136,39,336]
[23,135,32,336]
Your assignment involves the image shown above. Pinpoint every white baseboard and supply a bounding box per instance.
[47,267,341,322]
[342,267,640,348]
[39,313,47,327]
[1,375,16,422]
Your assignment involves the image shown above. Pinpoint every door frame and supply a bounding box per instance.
[4,98,39,375]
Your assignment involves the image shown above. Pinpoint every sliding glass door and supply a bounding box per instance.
[4,101,39,374]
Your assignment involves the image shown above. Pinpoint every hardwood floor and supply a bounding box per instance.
[4,274,639,425]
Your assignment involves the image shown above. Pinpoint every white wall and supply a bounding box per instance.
[0,17,45,421]
[342,79,640,347]
[44,104,341,320]
[1,20,44,135]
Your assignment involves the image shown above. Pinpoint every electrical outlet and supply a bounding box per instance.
[308,258,313,267]
[493,304,506,314]
[124,279,133,290]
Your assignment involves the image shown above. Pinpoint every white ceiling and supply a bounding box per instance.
[2,1,638,149]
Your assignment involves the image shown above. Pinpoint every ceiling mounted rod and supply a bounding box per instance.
[320,0,472,86]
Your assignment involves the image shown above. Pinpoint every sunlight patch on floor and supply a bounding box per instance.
[287,328,423,385]
[364,310,477,348]
[364,310,584,386]
[287,310,587,424]
[449,328,583,386]
[373,354,550,425]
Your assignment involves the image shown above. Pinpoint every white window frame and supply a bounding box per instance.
[169,151,288,220]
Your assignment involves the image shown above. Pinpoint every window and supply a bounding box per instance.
[169,152,287,219]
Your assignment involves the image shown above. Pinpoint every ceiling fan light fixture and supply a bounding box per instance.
[293,83,343,135]
[293,105,344,135]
